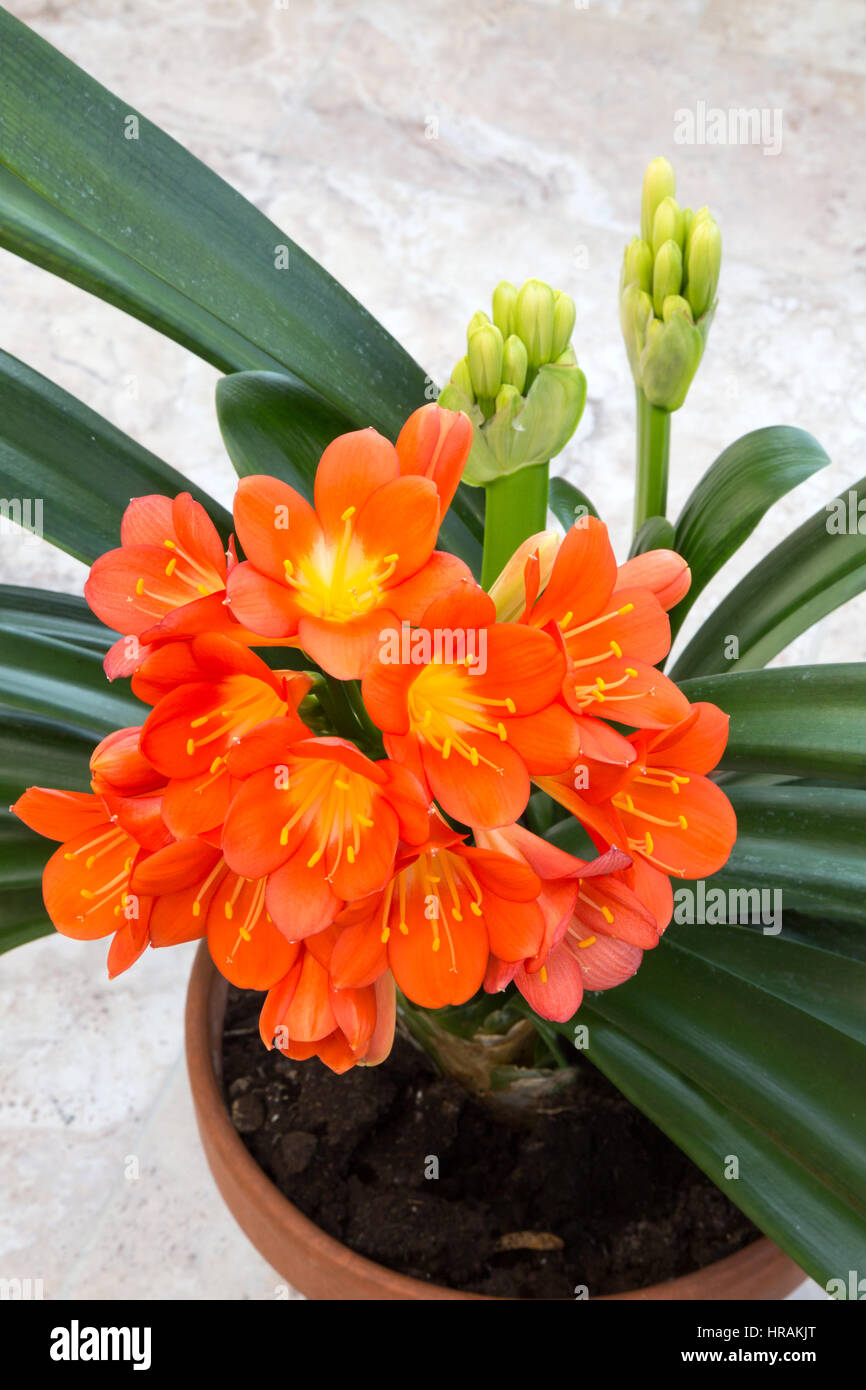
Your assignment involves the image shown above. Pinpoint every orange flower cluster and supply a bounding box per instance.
[13,404,736,1071]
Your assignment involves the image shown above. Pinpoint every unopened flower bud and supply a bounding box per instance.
[551,291,576,359]
[492,281,518,338]
[640,156,676,244]
[621,237,653,295]
[494,382,522,417]
[662,294,694,323]
[489,530,559,622]
[450,355,475,401]
[467,309,490,337]
[467,322,504,402]
[501,333,528,392]
[619,284,653,380]
[652,239,683,317]
[515,278,556,369]
[685,215,722,320]
[651,196,685,257]
[640,311,703,412]
[555,345,578,367]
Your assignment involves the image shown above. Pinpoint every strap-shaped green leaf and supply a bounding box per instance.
[0,586,112,653]
[678,784,866,925]
[0,10,426,436]
[581,1016,862,1287]
[629,515,675,558]
[548,476,599,530]
[0,630,144,734]
[681,665,866,784]
[581,938,865,1219]
[671,426,831,637]
[0,350,232,563]
[0,883,53,954]
[671,476,866,678]
[0,712,95,802]
[216,370,482,572]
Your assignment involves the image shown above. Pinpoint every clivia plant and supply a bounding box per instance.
[1,10,864,1297]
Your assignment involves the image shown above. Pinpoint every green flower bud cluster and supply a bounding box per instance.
[620,157,722,412]
[439,278,586,486]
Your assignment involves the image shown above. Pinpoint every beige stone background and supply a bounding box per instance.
[3,0,861,1298]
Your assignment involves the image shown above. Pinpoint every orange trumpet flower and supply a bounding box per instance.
[329,814,548,1009]
[138,634,311,841]
[84,492,282,680]
[226,406,475,680]
[477,821,659,1021]
[536,702,737,931]
[361,583,574,828]
[515,517,691,729]
[260,931,397,1074]
[221,718,430,941]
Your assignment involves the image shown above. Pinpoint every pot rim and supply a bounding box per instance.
[185,941,804,1301]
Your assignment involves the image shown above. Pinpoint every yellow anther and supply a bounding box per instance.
[451,909,463,922]
[165,557,177,578]
[358,815,374,828]
[346,846,355,864]
[238,927,252,942]
[210,757,223,774]
[625,667,638,678]
[64,852,75,861]
[469,901,483,917]
[85,855,96,869]
[595,676,606,690]
[442,739,452,760]
[469,747,479,767]
[283,558,294,577]
[225,903,233,919]
[334,779,351,791]
[618,603,635,615]
[186,738,195,755]
[601,905,614,924]
[80,888,95,900]
[577,935,597,949]
[609,639,622,658]
[399,921,409,936]
[279,825,289,846]
[192,902,201,917]
[306,849,324,868]
[340,505,357,522]
[431,937,441,952]
[497,722,507,741]
[645,832,654,855]
[539,966,548,983]
[505,698,516,714]
[191,715,209,728]
[380,926,390,944]
[560,611,573,628]
[678,814,688,829]
[135,577,144,596]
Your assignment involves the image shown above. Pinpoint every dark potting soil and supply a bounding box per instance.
[221,986,758,1298]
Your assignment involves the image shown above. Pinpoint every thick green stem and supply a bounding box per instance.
[481,461,550,589]
[633,389,671,534]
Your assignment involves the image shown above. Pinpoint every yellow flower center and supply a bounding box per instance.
[283,507,399,622]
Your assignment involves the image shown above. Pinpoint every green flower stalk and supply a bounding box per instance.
[622,156,722,529]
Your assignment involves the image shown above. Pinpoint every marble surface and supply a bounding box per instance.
[1,0,858,1300]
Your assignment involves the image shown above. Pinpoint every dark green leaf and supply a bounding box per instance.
[629,515,675,558]
[671,426,830,637]
[0,586,112,653]
[679,783,866,925]
[671,476,866,678]
[681,665,866,784]
[548,476,599,530]
[581,1016,863,1287]
[0,11,426,435]
[0,350,232,564]
[0,630,144,734]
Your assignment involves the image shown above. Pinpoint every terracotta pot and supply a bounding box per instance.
[185,942,805,1301]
